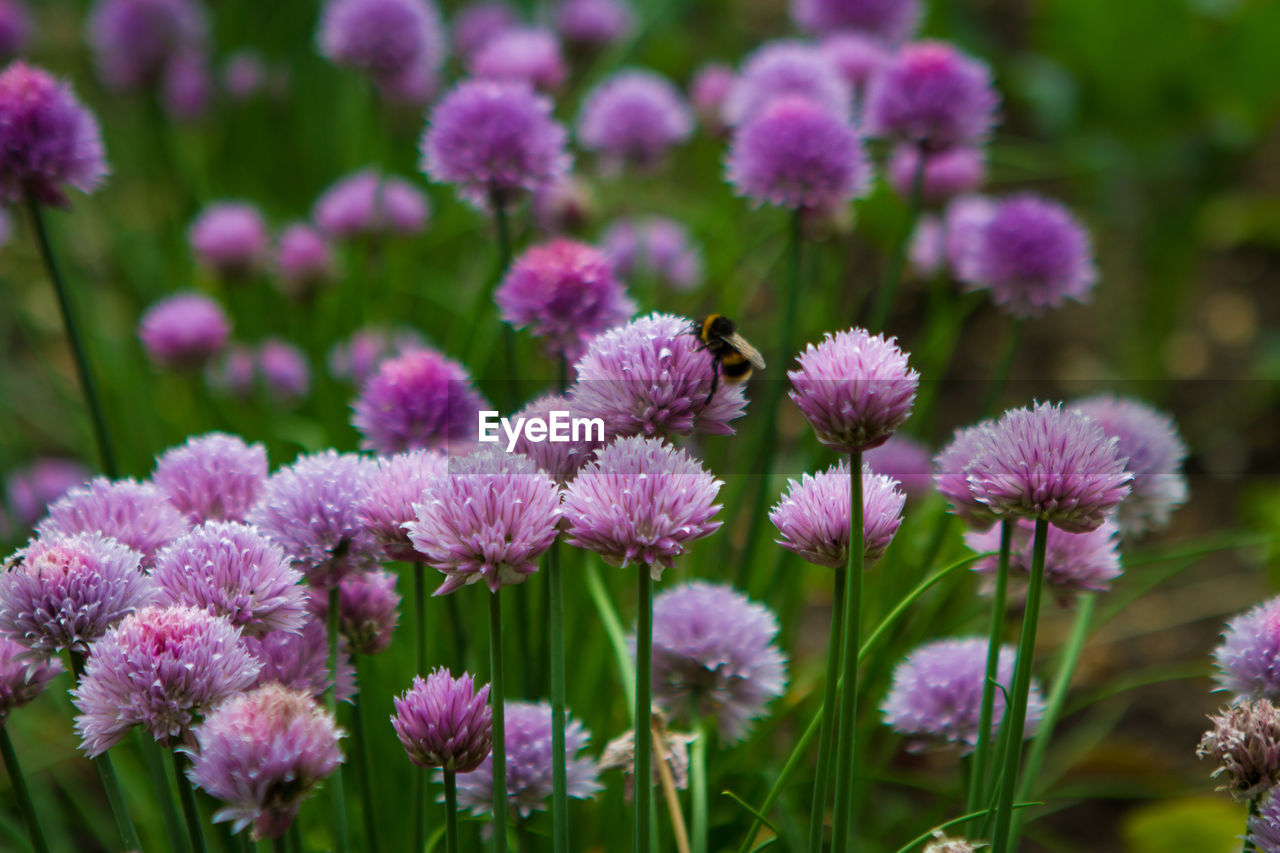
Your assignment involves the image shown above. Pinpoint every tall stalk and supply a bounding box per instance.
[806,567,846,853]
[867,146,926,332]
[351,682,380,853]
[549,541,570,853]
[691,720,708,853]
[69,651,142,852]
[0,725,51,853]
[978,319,1024,420]
[489,591,509,853]
[326,588,350,853]
[413,561,427,853]
[830,454,865,851]
[967,519,1012,820]
[635,565,654,853]
[172,750,209,853]
[444,770,461,853]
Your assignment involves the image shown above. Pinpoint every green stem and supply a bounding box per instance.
[288,822,302,853]
[806,567,846,853]
[173,750,209,853]
[1246,797,1260,853]
[489,591,509,853]
[492,193,517,409]
[273,835,287,853]
[0,725,50,853]
[549,542,570,853]
[24,194,118,477]
[445,771,460,853]
[351,690,380,853]
[70,652,141,852]
[635,565,654,853]
[978,318,1024,420]
[691,721,708,853]
[868,145,925,332]
[138,734,191,853]
[326,588,350,853]
[1011,592,1096,847]
[830,452,865,851]
[412,562,427,853]
[585,560,636,718]
[968,520,1012,822]
[991,518,1049,853]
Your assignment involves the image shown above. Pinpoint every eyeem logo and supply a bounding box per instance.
[478,410,605,452]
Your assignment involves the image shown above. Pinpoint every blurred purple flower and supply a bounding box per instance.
[555,0,632,47]
[137,291,230,370]
[602,217,703,292]
[351,346,488,454]
[206,343,256,401]
[245,618,357,703]
[5,458,89,529]
[943,193,996,282]
[188,202,269,279]
[578,69,693,172]
[933,419,999,528]
[392,667,492,771]
[820,32,891,92]
[865,41,998,151]
[152,432,268,524]
[908,214,944,278]
[221,50,268,102]
[0,1,30,61]
[689,63,734,133]
[864,434,932,499]
[313,169,431,239]
[317,0,446,86]
[356,449,448,562]
[0,636,61,722]
[257,339,311,405]
[328,325,427,387]
[86,0,205,91]
[38,477,188,564]
[308,568,399,655]
[469,27,566,92]
[275,223,336,299]
[161,51,211,122]
[451,1,518,63]
[1214,596,1280,700]
[770,460,906,568]
[792,0,920,44]
[966,517,1122,604]
[723,41,850,126]
[889,144,986,205]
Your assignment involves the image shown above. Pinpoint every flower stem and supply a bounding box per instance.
[273,835,287,853]
[413,563,427,853]
[979,318,1024,420]
[991,517,1049,853]
[326,587,350,853]
[69,651,142,852]
[1246,797,1260,853]
[967,519,1012,823]
[806,566,846,853]
[138,733,191,853]
[868,144,926,332]
[549,542,570,853]
[23,194,118,478]
[351,685,380,853]
[173,749,209,853]
[444,770,460,853]
[490,191,517,410]
[1,724,50,853]
[830,452,865,852]
[691,720,708,853]
[635,565,654,853]
[489,591,509,853]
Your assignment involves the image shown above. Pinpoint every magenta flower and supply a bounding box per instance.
[356,449,449,562]
[451,2,518,62]
[727,96,871,211]
[562,435,722,578]
[161,51,212,122]
[569,312,748,440]
[257,339,311,405]
[864,434,933,499]
[137,292,230,370]
[0,1,30,61]
[1215,597,1280,700]
[964,402,1132,533]
[602,217,703,292]
[328,325,427,387]
[865,41,999,151]
[152,521,307,637]
[723,41,850,126]
[882,636,1044,753]
[188,202,269,279]
[72,604,260,756]
[0,62,108,206]
[245,618,357,703]
[554,0,632,47]
[889,144,986,204]
[959,193,1097,317]
[510,394,602,485]
[496,238,635,361]
[966,517,1121,604]
[577,69,693,171]
[792,0,920,44]
[206,344,256,401]
[392,667,493,771]
[275,223,336,299]
[421,79,571,209]
[454,700,600,820]
[820,32,891,91]
[317,0,446,86]
[153,433,268,524]
[1068,395,1187,538]
[788,328,919,454]
[313,169,431,239]
[5,458,89,529]
[0,532,153,655]
[647,581,787,741]
[308,568,400,656]
[770,460,906,569]
[0,637,61,722]
[689,63,735,132]
[943,193,997,281]
[187,684,344,839]
[86,0,205,91]
[247,451,381,588]
[350,347,489,454]
[38,477,188,564]
[469,27,566,92]
[406,449,561,595]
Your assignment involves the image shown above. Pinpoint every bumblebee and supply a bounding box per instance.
[692,314,766,404]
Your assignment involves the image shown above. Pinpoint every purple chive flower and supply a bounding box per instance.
[188,202,270,279]
[38,477,188,564]
[72,604,260,756]
[602,217,703,292]
[646,581,787,741]
[0,62,108,206]
[152,521,307,637]
[469,27,566,92]
[531,175,595,234]
[187,683,344,840]
[966,517,1121,604]
[422,79,571,209]
[328,326,428,387]
[308,568,400,656]
[577,69,693,172]
[908,214,944,277]
[820,32,891,92]
[356,449,449,562]
[1068,395,1188,538]
[889,144,986,204]
[1197,699,1280,802]
[943,193,997,281]
[554,0,631,47]
[496,238,635,361]
[0,2,31,61]
[569,312,747,440]
[257,339,311,405]
[1215,597,1280,700]
[451,1,518,62]
[788,328,919,454]
[406,449,560,595]
[162,51,211,122]
[933,420,999,528]
[0,532,153,655]
[137,292,230,370]
[221,51,268,102]
[0,637,61,722]
[770,460,906,568]
[511,394,602,485]
[206,344,256,401]
[86,0,206,91]
[454,700,600,820]
[153,433,268,524]
[964,402,1132,533]
[5,459,89,529]
[317,0,446,85]
[722,41,850,127]
[958,193,1097,317]
[792,0,920,44]
[1253,792,1280,852]
[351,347,489,455]
[882,636,1044,753]
[313,169,431,239]
[275,223,336,299]
[727,95,871,211]
[245,618,357,703]
[690,63,735,132]
[392,667,493,771]
[865,41,999,151]
[562,435,722,578]
[865,434,932,499]
[247,451,380,588]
